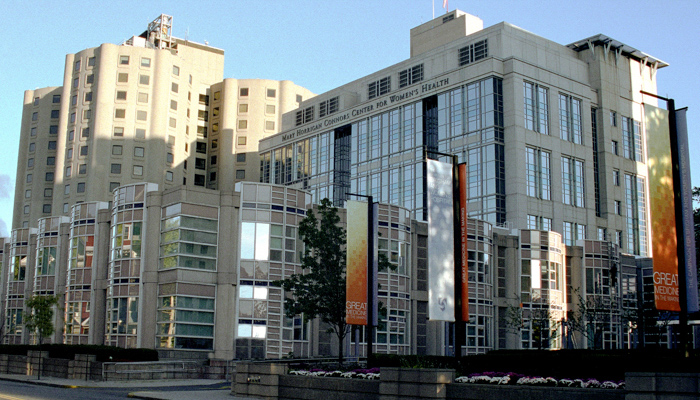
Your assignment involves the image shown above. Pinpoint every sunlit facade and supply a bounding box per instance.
[3,10,676,358]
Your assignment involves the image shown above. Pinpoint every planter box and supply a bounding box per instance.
[447,383,625,400]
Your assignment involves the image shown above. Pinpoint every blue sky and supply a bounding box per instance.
[0,0,698,237]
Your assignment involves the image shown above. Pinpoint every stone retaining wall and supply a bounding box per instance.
[0,351,231,381]
[625,372,700,400]
[234,363,699,400]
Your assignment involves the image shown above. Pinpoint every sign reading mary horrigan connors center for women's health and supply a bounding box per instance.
[427,159,455,322]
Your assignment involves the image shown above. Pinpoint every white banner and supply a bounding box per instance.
[427,159,455,321]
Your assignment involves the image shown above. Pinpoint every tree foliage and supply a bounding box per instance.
[503,295,561,350]
[566,289,618,349]
[273,198,349,362]
[25,295,59,346]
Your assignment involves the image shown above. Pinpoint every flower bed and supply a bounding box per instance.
[454,371,624,389]
[289,367,380,380]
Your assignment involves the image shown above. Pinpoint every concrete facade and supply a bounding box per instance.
[3,11,684,359]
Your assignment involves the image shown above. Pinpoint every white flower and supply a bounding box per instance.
[600,381,619,389]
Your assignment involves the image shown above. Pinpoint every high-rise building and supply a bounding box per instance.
[3,11,690,359]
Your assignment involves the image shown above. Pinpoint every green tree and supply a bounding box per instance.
[25,295,59,346]
[273,199,349,363]
[25,295,58,380]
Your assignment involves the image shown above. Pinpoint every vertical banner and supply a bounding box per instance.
[346,200,368,325]
[645,105,680,311]
[427,159,455,321]
[675,108,699,313]
[372,203,379,325]
[458,163,469,321]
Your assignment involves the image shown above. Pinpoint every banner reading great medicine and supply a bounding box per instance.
[645,105,680,312]
[346,200,369,324]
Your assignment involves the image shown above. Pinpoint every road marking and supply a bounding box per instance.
[0,394,27,400]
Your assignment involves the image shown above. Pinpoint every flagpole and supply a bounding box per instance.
[432,0,435,19]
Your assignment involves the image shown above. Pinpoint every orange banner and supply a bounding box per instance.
[645,105,680,311]
[458,163,469,321]
[346,200,368,324]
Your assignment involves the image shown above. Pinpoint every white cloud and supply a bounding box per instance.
[0,174,12,199]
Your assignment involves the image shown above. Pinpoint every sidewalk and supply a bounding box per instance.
[0,373,257,400]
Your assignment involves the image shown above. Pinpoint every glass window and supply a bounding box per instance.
[119,55,129,65]
[116,91,127,100]
[112,145,123,155]
[133,165,143,176]
[27,158,34,168]
[138,92,148,103]
[141,57,151,67]
[115,109,126,119]
[48,141,57,150]
[172,65,180,76]
[117,73,128,83]
[46,156,55,165]
[77,182,85,193]
[45,172,54,182]
[236,170,245,179]
[80,145,88,156]
[239,104,248,113]
[265,121,275,130]
[65,166,72,177]
[238,120,247,129]
[111,164,121,174]
[78,164,86,174]
[114,127,124,137]
[134,147,144,157]
[240,88,249,97]
[29,143,35,152]
[166,171,173,181]
[559,93,582,144]
[236,153,246,163]
[136,110,147,121]
[171,82,178,93]
[139,74,150,85]
[524,82,549,134]
[238,136,247,146]
[52,94,61,103]
[267,88,276,98]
